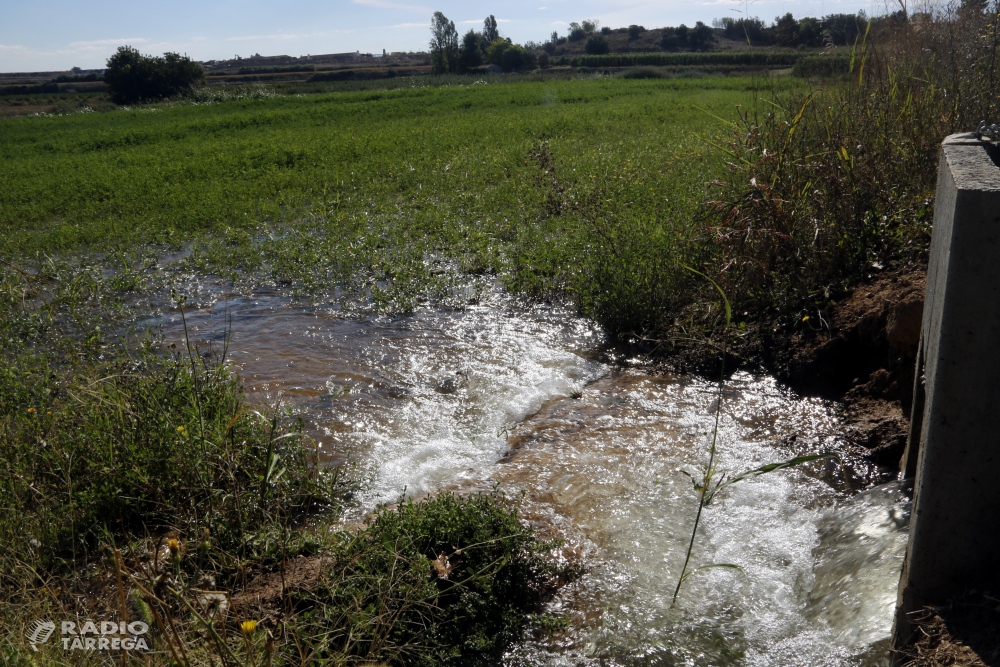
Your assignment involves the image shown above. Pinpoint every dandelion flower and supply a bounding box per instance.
[168,538,180,553]
[27,407,36,414]
[177,425,186,433]
[241,620,258,635]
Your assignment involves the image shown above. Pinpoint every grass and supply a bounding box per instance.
[2,22,987,654]
[1,73,763,663]
[0,76,787,330]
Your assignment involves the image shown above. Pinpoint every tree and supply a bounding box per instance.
[772,13,800,46]
[675,24,689,45]
[689,21,715,49]
[797,17,822,46]
[429,12,459,74]
[104,46,205,104]
[459,29,483,71]
[585,34,610,54]
[484,40,534,71]
[483,15,500,44]
[628,24,645,39]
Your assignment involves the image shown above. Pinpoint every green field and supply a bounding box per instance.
[0,76,775,329]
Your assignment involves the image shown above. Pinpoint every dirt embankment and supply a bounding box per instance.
[760,263,927,472]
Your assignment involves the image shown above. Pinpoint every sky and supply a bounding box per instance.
[1,0,885,73]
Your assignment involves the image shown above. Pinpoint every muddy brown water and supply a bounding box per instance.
[151,281,908,667]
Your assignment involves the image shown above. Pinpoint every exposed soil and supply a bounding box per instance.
[230,556,331,623]
[760,262,927,474]
[894,591,1000,666]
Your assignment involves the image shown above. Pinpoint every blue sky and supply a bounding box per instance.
[1,0,880,73]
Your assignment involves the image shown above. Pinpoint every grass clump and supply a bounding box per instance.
[292,490,570,666]
[0,343,346,581]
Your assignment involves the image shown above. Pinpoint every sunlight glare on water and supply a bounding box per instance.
[153,282,907,667]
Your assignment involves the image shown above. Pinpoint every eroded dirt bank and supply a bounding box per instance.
[660,260,928,479]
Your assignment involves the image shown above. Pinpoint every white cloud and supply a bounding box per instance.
[539,6,548,9]
[0,44,28,52]
[353,0,429,11]
[386,22,429,28]
[69,37,147,47]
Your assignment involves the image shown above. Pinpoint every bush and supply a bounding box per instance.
[297,490,569,666]
[585,34,610,55]
[619,66,667,79]
[104,46,204,104]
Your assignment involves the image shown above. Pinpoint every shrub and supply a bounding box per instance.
[296,490,570,666]
[619,66,667,79]
[104,46,205,104]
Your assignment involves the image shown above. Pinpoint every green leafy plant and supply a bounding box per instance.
[671,267,838,603]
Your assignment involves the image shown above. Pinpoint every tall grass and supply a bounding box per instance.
[701,2,999,327]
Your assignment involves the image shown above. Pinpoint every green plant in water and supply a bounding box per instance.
[671,266,838,604]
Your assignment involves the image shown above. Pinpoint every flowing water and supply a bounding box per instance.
[151,281,909,667]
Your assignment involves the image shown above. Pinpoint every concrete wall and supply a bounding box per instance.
[892,133,1000,653]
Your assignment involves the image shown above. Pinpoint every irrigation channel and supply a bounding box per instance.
[151,278,910,667]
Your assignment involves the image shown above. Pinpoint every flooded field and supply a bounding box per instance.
[153,281,908,667]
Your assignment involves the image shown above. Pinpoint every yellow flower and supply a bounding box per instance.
[241,620,258,635]
[168,538,180,554]
[27,407,36,414]
[802,316,810,322]
[176,425,186,433]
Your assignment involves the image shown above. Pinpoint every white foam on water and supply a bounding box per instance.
[154,284,908,667]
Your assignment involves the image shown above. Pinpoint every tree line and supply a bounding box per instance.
[429,13,538,73]
[712,13,868,47]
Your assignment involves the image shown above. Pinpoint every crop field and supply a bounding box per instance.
[0,76,787,327]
